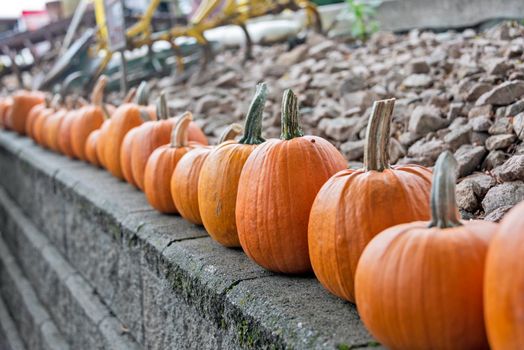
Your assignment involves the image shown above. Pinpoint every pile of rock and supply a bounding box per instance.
[151,21,524,221]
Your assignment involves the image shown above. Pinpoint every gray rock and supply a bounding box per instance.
[408,105,448,135]
[403,74,432,88]
[389,138,406,164]
[213,71,239,87]
[456,180,481,212]
[488,59,512,75]
[506,100,524,117]
[308,41,336,58]
[194,95,220,115]
[318,117,361,142]
[482,181,524,214]
[513,112,524,140]
[493,155,524,181]
[468,104,493,119]
[485,134,517,150]
[447,102,464,120]
[340,139,365,160]
[468,116,492,132]
[449,117,467,129]
[309,99,340,125]
[341,91,378,112]
[276,45,308,66]
[465,83,492,102]
[484,205,513,222]
[483,150,509,170]
[408,138,449,162]
[489,117,514,135]
[398,131,421,147]
[470,131,490,146]
[443,124,471,151]
[476,81,524,106]
[454,144,487,177]
[408,59,430,74]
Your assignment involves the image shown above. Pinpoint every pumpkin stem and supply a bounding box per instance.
[428,151,462,229]
[280,89,304,140]
[171,112,192,148]
[156,92,169,120]
[50,94,62,109]
[239,82,267,145]
[91,75,107,106]
[123,87,137,103]
[219,123,243,144]
[135,81,150,106]
[364,98,395,172]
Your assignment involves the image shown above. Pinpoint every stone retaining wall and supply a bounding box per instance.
[0,130,379,350]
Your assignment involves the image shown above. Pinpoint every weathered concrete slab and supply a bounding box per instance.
[0,296,26,350]
[0,130,377,349]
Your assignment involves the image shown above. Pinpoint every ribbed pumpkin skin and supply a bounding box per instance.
[143,145,189,213]
[171,147,211,225]
[96,119,111,168]
[0,99,13,129]
[187,125,208,146]
[25,103,46,138]
[43,109,67,152]
[485,201,524,350]
[308,165,432,302]
[198,142,256,247]
[120,127,139,186]
[9,91,45,135]
[103,104,144,179]
[236,136,347,274]
[71,106,105,160]
[355,220,496,350]
[58,109,81,158]
[32,108,55,147]
[85,130,101,167]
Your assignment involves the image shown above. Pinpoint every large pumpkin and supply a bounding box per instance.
[236,89,347,274]
[128,93,207,190]
[484,201,524,349]
[8,90,45,135]
[85,129,102,167]
[355,151,497,350]
[172,124,242,225]
[308,99,432,302]
[198,83,267,247]
[103,81,154,179]
[143,111,195,213]
[70,76,108,160]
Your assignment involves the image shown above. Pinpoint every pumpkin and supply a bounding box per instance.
[308,99,433,302]
[143,110,195,213]
[128,92,207,190]
[25,97,49,138]
[120,127,140,186]
[85,129,102,167]
[103,81,154,179]
[198,83,267,247]
[32,95,61,147]
[484,201,524,349]
[355,151,497,350]
[172,124,242,225]
[0,98,13,129]
[236,89,346,274]
[8,90,45,135]
[70,75,109,160]
[43,108,68,152]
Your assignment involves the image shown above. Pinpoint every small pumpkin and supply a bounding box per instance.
[308,99,433,302]
[43,96,73,152]
[143,110,196,213]
[129,92,207,190]
[172,124,242,225]
[104,81,154,179]
[25,97,49,138]
[71,75,109,160]
[484,201,524,349]
[8,90,45,135]
[198,83,267,247]
[355,151,497,350]
[236,89,347,274]
[32,95,61,147]
[120,127,140,186]
[58,104,84,158]
[85,129,102,167]
[0,98,13,129]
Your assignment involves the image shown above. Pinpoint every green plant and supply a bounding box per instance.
[346,0,379,41]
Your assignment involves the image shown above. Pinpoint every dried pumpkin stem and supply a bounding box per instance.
[135,81,150,106]
[219,123,243,144]
[156,92,169,120]
[91,75,107,106]
[364,98,395,172]
[428,151,462,229]
[171,112,192,147]
[280,89,304,140]
[239,82,267,145]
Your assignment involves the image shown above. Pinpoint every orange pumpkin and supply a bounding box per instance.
[0,98,13,129]
[104,81,154,179]
[236,89,347,274]
[308,99,433,302]
[143,111,196,213]
[85,129,102,167]
[355,151,497,350]
[59,108,82,158]
[32,96,61,147]
[8,90,45,135]
[71,76,108,160]
[120,127,140,186]
[484,201,524,349]
[129,93,207,190]
[43,108,68,152]
[25,98,48,138]
[172,124,242,225]
[198,83,267,247]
